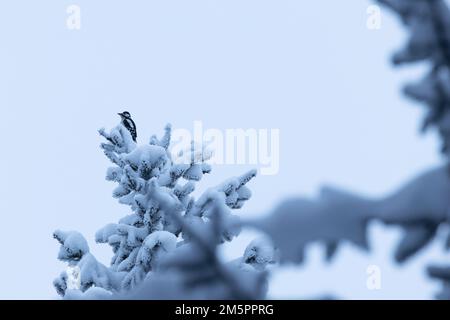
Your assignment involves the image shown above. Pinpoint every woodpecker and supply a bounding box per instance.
[118,111,137,142]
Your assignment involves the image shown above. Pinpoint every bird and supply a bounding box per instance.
[118,111,137,142]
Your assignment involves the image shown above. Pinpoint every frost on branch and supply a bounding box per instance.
[54,121,269,299]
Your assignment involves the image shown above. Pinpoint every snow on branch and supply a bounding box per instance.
[374,0,450,298]
[54,119,272,299]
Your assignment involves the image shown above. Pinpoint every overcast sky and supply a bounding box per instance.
[0,0,446,299]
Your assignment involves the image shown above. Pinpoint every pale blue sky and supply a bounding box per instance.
[0,0,446,299]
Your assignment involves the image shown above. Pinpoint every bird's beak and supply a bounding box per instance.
[118,113,123,116]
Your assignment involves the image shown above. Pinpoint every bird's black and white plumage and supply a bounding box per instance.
[118,111,137,142]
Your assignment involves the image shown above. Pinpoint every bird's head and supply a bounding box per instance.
[118,111,131,119]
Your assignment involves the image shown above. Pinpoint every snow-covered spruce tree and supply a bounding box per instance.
[375,0,450,299]
[53,120,275,299]
[244,0,450,299]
